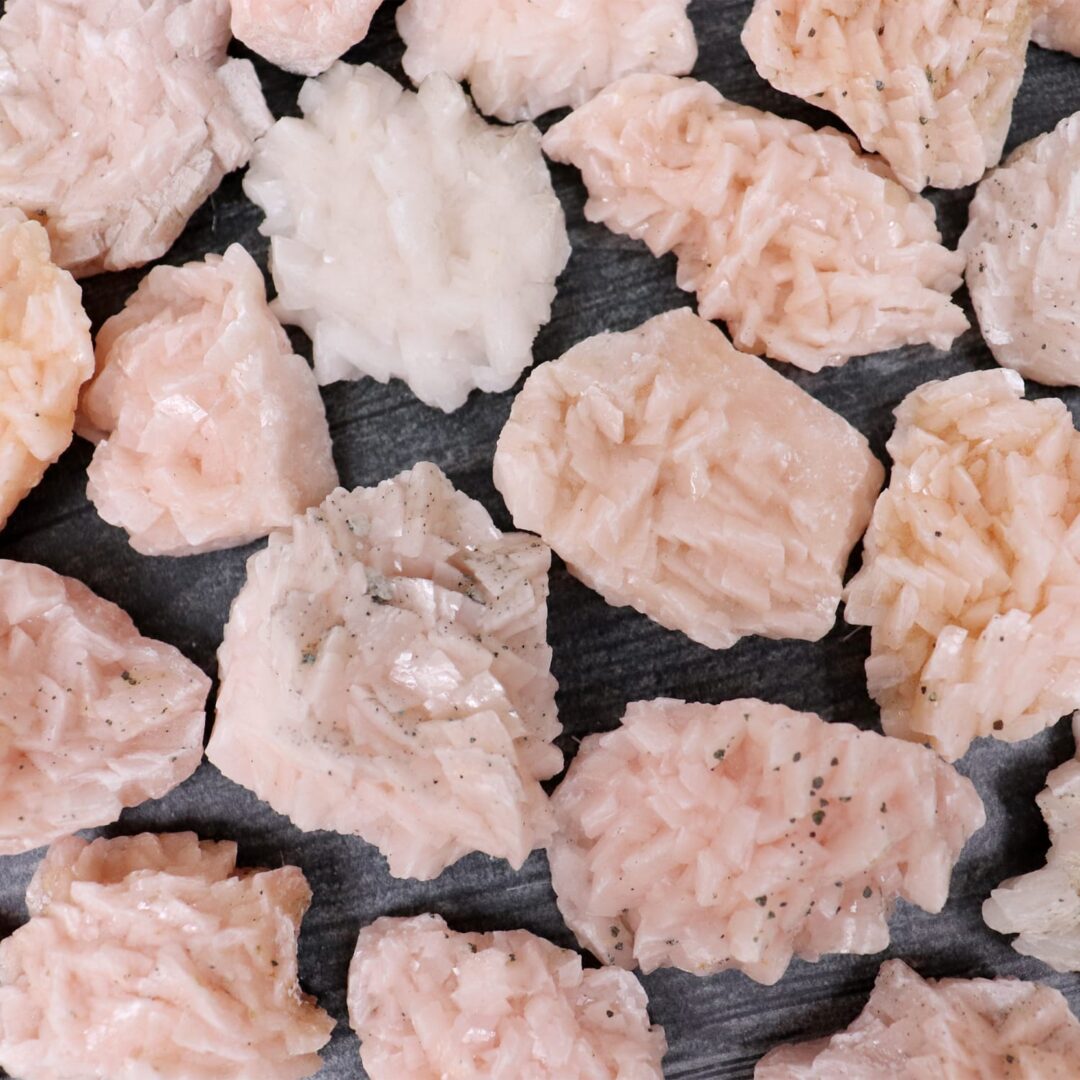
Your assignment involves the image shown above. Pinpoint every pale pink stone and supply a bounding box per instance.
[0,209,93,530]
[231,0,384,76]
[0,0,272,277]
[741,0,1031,192]
[397,0,696,121]
[962,112,1080,387]
[1033,0,1080,53]
[77,244,338,557]
[348,914,666,1079]
[207,463,561,880]
[845,369,1080,762]
[548,699,984,986]
[0,833,334,1080]
[0,560,209,855]
[983,715,1080,972]
[543,76,968,371]
[493,309,884,650]
[756,959,1080,1078]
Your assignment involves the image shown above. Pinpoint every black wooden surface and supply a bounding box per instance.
[2,2,1080,1077]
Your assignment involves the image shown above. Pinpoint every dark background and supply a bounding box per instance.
[2,2,1079,1077]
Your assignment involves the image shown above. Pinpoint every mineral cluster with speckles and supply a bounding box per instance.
[208,463,562,880]
[548,699,984,985]
[348,914,667,1078]
[984,714,1080,971]
[244,63,569,412]
[0,0,271,276]
[78,244,338,556]
[742,0,1032,191]
[846,369,1080,761]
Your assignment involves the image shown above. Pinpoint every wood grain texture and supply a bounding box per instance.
[1,1,1080,1077]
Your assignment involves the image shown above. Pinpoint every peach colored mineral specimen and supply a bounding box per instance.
[741,0,1032,191]
[78,244,338,557]
[845,369,1080,762]
[207,463,562,880]
[231,0,384,76]
[543,76,968,371]
[397,0,697,121]
[0,833,334,1080]
[755,959,1080,1077]
[983,715,1080,972]
[1033,0,1080,53]
[348,914,666,1079]
[0,561,209,855]
[0,210,93,530]
[548,699,984,986]
[493,309,884,650]
[962,112,1080,387]
[244,63,570,412]
[0,0,272,276]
